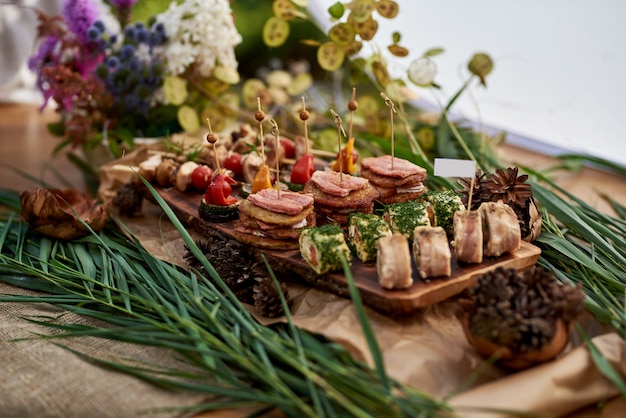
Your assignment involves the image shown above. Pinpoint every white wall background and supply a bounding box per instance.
[311,0,626,166]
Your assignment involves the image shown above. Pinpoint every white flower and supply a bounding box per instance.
[156,0,242,79]
[133,43,153,64]
[408,57,437,87]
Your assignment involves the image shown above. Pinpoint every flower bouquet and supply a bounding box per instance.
[28,0,242,160]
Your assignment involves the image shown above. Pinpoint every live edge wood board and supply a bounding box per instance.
[154,187,541,315]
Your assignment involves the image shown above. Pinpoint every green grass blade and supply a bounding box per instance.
[262,255,323,417]
[340,254,390,394]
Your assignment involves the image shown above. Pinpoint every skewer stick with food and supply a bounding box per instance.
[380,92,397,170]
[288,98,316,189]
[303,169,379,227]
[360,155,427,204]
[234,186,316,250]
[268,118,283,200]
[255,97,266,162]
[198,119,241,222]
[452,170,483,263]
[453,209,483,264]
[329,109,347,183]
[304,109,378,227]
[233,118,317,250]
[357,93,427,205]
[251,101,273,194]
[331,88,359,175]
[347,87,357,141]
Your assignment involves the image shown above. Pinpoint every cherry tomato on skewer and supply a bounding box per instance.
[290,154,315,185]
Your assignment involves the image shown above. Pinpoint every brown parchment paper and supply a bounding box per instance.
[98,149,625,417]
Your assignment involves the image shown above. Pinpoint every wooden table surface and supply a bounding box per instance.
[0,103,85,192]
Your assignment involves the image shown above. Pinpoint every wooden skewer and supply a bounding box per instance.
[380,92,397,170]
[205,118,222,175]
[467,175,475,212]
[300,97,311,156]
[255,97,266,162]
[268,118,281,200]
[330,109,346,182]
[347,87,357,141]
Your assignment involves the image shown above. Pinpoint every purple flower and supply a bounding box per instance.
[28,36,61,110]
[109,0,138,7]
[61,0,100,44]
[110,0,137,8]
[28,36,59,72]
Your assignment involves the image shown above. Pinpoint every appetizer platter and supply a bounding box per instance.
[150,186,540,314]
[128,95,542,315]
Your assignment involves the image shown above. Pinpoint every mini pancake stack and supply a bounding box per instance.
[234,187,316,250]
[360,155,427,204]
[303,170,379,226]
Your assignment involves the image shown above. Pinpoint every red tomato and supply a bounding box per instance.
[224,152,243,177]
[205,174,237,206]
[290,154,315,184]
[191,165,213,191]
[280,137,296,159]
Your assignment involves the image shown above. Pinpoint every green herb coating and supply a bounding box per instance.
[347,213,392,262]
[383,200,430,242]
[426,190,465,236]
[299,224,351,274]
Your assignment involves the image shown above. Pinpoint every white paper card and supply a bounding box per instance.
[434,158,476,178]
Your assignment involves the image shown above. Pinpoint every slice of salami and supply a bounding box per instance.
[247,188,313,215]
[310,170,369,197]
[361,155,427,179]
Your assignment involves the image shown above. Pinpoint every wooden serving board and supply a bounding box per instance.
[154,187,541,315]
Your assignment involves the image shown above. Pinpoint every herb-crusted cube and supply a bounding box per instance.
[425,190,465,237]
[299,224,351,274]
[347,213,392,262]
[382,199,430,242]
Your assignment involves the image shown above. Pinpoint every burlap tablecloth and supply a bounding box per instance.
[0,282,209,417]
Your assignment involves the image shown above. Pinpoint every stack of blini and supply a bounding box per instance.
[303,170,379,226]
[360,155,427,204]
[234,187,315,250]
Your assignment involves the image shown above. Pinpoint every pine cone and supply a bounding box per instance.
[183,237,258,304]
[464,266,585,366]
[253,277,288,318]
[483,167,532,209]
[458,170,490,211]
[113,181,144,216]
[183,239,212,273]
